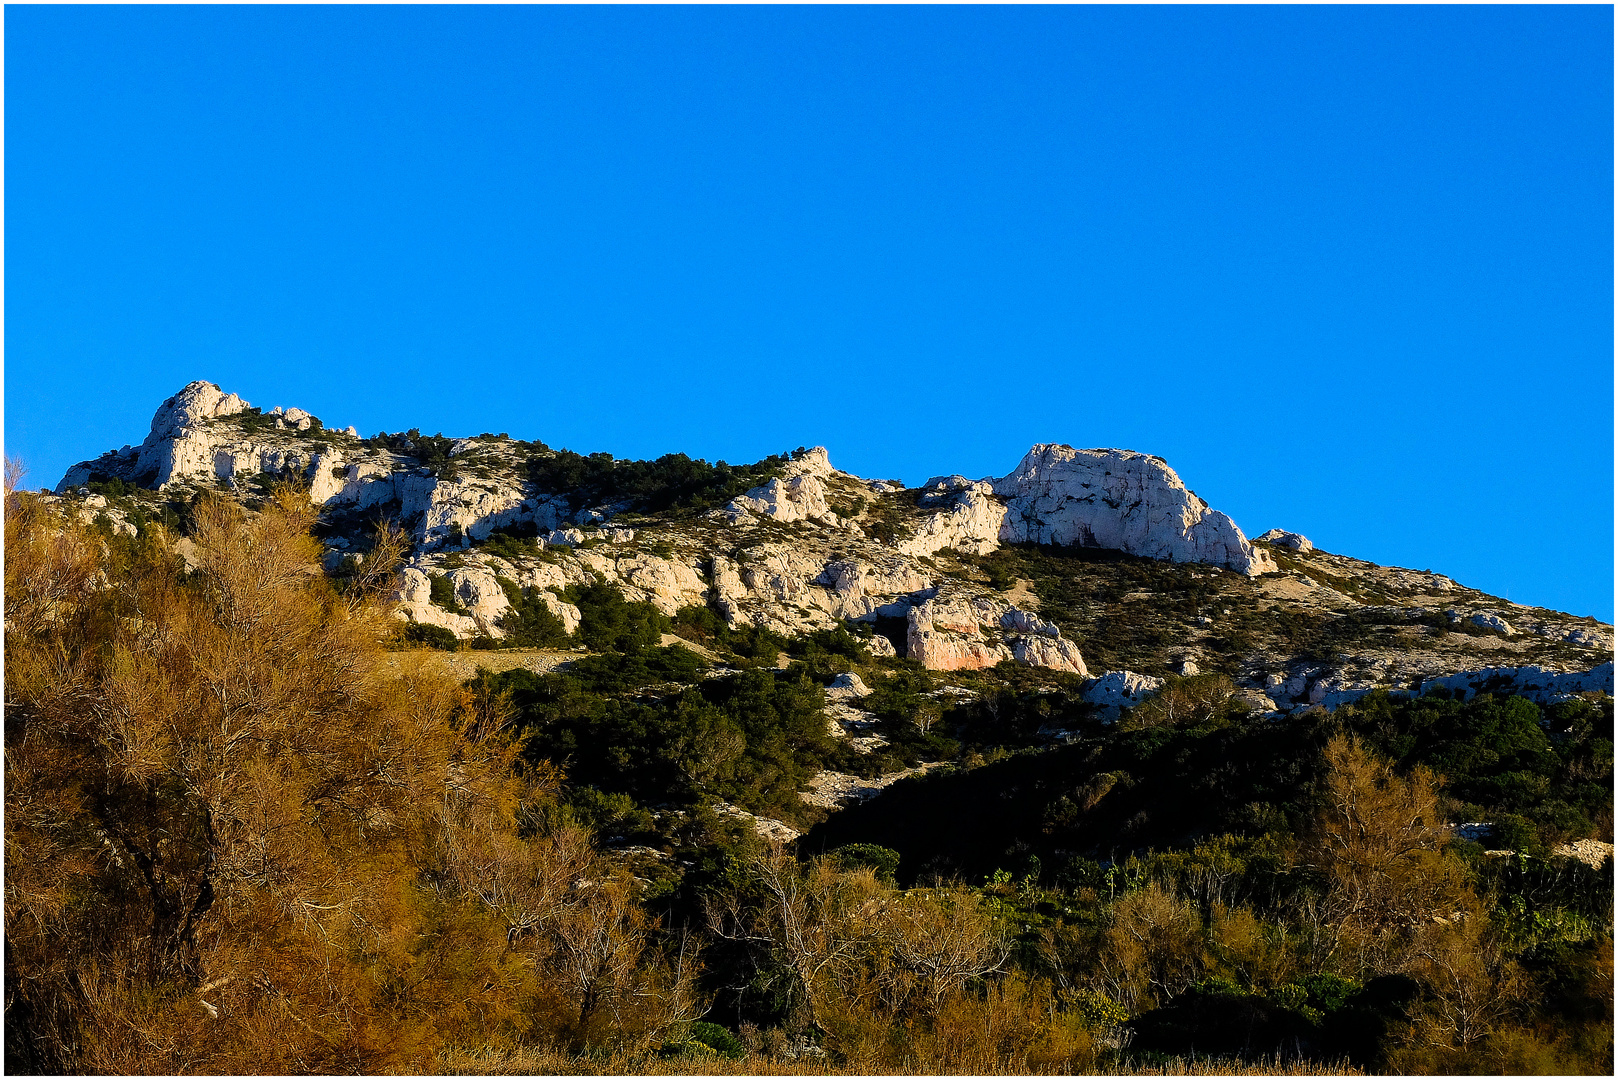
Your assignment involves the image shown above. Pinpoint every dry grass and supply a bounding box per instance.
[438,1046,1363,1076]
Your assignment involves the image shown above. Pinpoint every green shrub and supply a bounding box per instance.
[524,446,795,516]
[688,1021,745,1060]
[403,623,459,651]
[494,577,570,648]
[828,843,901,883]
[568,577,669,654]
[427,573,466,614]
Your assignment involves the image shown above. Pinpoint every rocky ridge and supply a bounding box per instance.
[54,380,1614,735]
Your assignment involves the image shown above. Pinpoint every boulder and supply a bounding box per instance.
[1011,635,1088,675]
[1256,529,1313,553]
[814,558,932,621]
[904,589,1086,674]
[1082,671,1165,711]
[897,482,1006,557]
[826,672,872,701]
[994,445,1275,576]
[1471,613,1515,636]
[391,567,480,638]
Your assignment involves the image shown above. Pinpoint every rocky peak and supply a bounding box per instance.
[993,444,1275,576]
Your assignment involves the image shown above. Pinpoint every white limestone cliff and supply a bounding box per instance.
[898,479,1006,558]
[724,447,848,528]
[994,445,1275,576]
[904,587,1088,674]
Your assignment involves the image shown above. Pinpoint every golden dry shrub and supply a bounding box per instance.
[1302,733,1474,975]
[4,483,681,1072]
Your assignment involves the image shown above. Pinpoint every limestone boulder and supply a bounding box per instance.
[1082,671,1166,711]
[391,567,480,638]
[898,482,1006,558]
[612,553,708,615]
[826,672,872,701]
[1011,635,1088,675]
[994,445,1275,576]
[866,634,898,658]
[1256,529,1313,553]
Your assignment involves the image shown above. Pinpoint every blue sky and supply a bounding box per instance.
[7,6,1612,620]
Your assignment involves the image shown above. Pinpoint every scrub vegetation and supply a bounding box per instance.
[5,477,1610,1075]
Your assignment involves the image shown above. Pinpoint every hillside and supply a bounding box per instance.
[54,380,1612,710]
[12,379,1611,1074]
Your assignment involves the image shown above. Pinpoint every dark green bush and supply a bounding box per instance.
[427,573,465,614]
[688,1021,745,1060]
[828,843,901,883]
[403,623,459,651]
[494,578,570,648]
[568,577,668,654]
[524,446,794,515]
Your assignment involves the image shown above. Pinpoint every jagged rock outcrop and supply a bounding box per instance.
[994,445,1275,576]
[898,478,1006,557]
[906,593,1014,671]
[904,588,1087,673]
[1257,529,1313,553]
[52,382,1612,709]
[394,568,483,638]
[1418,662,1613,705]
[1082,671,1166,712]
[813,558,932,621]
[60,380,252,490]
[725,447,845,527]
[579,551,707,616]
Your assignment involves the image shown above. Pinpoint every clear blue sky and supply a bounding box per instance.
[7,6,1612,620]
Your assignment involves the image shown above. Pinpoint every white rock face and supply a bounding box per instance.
[904,588,1086,673]
[1257,529,1313,553]
[724,447,847,527]
[1011,635,1088,675]
[610,553,708,616]
[416,475,534,549]
[392,568,481,638]
[1082,670,1166,711]
[898,482,1006,558]
[1418,662,1613,705]
[1471,613,1515,636]
[994,445,1275,576]
[146,380,251,445]
[906,592,1013,670]
[813,558,932,621]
